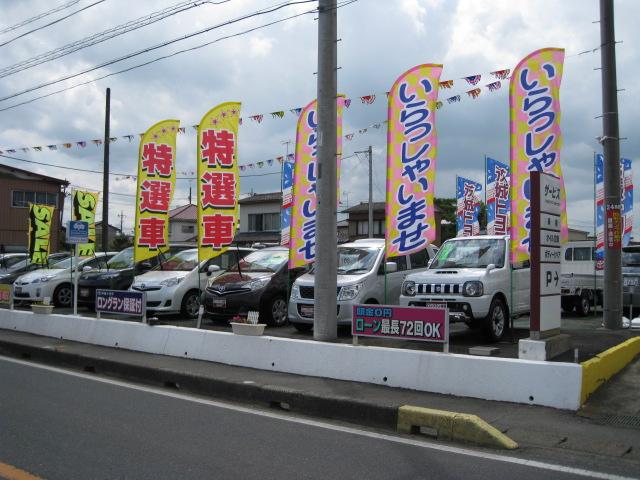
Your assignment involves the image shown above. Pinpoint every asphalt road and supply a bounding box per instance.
[0,357,633,480]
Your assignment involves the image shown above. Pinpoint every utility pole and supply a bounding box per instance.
[102,87,111,253]
[118,210,125,234]
[600,0,622,329]
[314,0,338,342]
[355,146,374,237]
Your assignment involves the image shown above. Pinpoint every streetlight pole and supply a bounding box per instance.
[355,146,374,238]
[102,87,111,254]
[314,0,338,342]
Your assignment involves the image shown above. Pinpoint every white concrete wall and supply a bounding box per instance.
[0,309,583,410]
[168,220,196,243]
[239,201,281,232]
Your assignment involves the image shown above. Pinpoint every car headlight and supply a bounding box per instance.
[338,282,363,301]
[38,275,55,283]
[290,283,300,299]
[160,277,183,287]
[463,281,483,297]
[402,280,416,297]
[248,277,270,291]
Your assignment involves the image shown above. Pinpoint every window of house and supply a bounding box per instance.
[357,221,368,235]
[573,247,591,261]
[181,224,194,234]
[248,212,280,232]
[564,248,573,261]
[12,190,58,208]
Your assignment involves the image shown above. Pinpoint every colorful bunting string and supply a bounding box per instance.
[447,95,461,104]
[360,94,376,105]
[463,75,481,85]
[486,81,501,92]
[491,69,510,79]
[439,80,454,89]
[270,111,285,119]
[466,88,481,99]
[344,98,351,108]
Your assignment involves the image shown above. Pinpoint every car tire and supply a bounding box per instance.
[577,291,591,317]
[53,283,73,308]
[263,296,288,327]
[180,290,201,319]
[561,298,575,313]
[292,323,312,332]
[483,297,508,342]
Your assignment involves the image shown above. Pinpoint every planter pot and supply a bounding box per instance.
[230,322,266,336]
[31,304,54,315]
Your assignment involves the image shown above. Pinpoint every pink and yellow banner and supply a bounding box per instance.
[289,96,344,268]
[385,64,442,257]
[509,48,567,264]
[133,119,179,263]
[197,102,241,261]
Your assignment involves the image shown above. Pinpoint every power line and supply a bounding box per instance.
[0,0,230,78]
[0,0,81,35]
[0,0,106,48]
[0,0,316,104]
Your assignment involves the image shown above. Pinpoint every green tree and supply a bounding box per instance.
[110,234,133,251]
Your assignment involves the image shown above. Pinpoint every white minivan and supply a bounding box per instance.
[130,247,253,318]
[288,239,437,331]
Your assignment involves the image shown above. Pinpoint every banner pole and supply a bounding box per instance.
[73,242,79,315]
[594,151,598,317]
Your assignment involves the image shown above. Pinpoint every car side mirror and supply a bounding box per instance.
[82,265,92,272]
[207,264,221,276]
[140,261,152,272]
[427,259,433,268]
[485,263,496,274]
[385,262,398,273]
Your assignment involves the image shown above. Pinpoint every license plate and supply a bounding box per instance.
[624,277,639,287]
[14,287,21,294]
[213,299,226,308]
[80,288,90,298]
[300,304,314,318]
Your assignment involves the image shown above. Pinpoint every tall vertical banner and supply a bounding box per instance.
[280,159,294,246]
[622,157,633,247]
[455,176,482,237]
[28,204,55,264]
[386,64,442,257]
[486,157,510,235]
[289,96,345,268]
[133,120,179,262]
[72,190,99,256]
[197,102,241,261]
[595,153,605,270]
[509,48,567,264]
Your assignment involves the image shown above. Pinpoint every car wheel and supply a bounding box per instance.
[53,283,73,308]
[264,296,288,327]
[180,290,201,319]
[561,298,574,313]
[577,291,591,317]
[292,323,312,332]
[483,297,508,342]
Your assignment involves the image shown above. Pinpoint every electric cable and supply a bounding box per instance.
[0,0,81,35]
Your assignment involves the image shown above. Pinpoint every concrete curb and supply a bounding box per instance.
[397,405,519,450]
[581,337,640,405]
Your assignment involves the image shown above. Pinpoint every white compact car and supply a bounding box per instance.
[13,252,116,307]
[130,247,253,318]
[288,239,436,331]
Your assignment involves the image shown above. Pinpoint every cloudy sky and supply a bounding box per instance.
[0,0,637,236]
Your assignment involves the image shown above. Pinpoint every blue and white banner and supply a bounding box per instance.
[486,157,510,236]
[280,159,294,246]
[622,157,633,248]
[456,176,482,237]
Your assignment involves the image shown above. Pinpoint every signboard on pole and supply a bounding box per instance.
[530,171,561,339]
[96,289,146,318]
[66,220,89,244]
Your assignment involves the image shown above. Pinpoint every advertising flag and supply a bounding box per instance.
[456,176,482,237]
[133,120,179,263]
[509,48,567,264]
[28,204,55,264]
[385,64,442,257]
[197,102,241,261]
[280,159,294,246]
[72,190,99,256]
[595,154,605,269]
[486,157,510,235]
[622,157,633,247]
[289,96,345,268]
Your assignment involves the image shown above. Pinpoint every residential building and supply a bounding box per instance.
[0,162,68,253]
[94,221,121,249]
[342,201,443,245]
[168,204,197,242]
[236,192,282,245]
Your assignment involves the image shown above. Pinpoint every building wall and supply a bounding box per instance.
[169,220,196,242]
[0,177,64,252]
[95,224,121,249]
[238,201,281,232]
[347,210,442,245]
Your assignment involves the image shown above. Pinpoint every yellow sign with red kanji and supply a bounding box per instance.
[133,119,180,263]
[196,102,241,262]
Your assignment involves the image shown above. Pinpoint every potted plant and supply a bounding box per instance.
[31,299,54,314]
[230,311,266,336]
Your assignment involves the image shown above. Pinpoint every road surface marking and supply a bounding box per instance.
[0,462,42,480]
[0,355,635,480]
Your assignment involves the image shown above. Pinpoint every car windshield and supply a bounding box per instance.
[155,249,198,272]
[0,256,26,269]
[335,247,379,275]
[2,255,65,272]
[235,250,288,273]
[106,248,134,269]
[623,249,640,266]
[430,239,505,269]
[49,256,105,270]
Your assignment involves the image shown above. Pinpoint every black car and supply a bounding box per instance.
[203,247,307,326]
[0,253,69,285]
[77,244,195,307]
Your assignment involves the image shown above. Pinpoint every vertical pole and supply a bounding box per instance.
[593,152,598,317]
[102,88,111,253]
[314,0,338,342]
[73,242,79,315]
[368,145,373,238]
[600,0,622,329]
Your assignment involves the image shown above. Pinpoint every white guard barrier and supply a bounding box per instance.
[0,309,583,410]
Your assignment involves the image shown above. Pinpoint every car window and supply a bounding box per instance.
[388,255,407,272]
[573,247,591,261]
[409,249,430,269]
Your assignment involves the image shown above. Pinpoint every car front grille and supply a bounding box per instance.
[299,286,342,299]
[416,283,463,295]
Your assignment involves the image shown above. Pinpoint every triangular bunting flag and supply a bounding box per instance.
[490,69,510,79]
[360,94,376,105]
[463,75,481,85]
[439,80,454,89]
[466,88,481,99]
[486,81,502,92]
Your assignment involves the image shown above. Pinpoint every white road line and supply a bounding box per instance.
[0,355,636,480]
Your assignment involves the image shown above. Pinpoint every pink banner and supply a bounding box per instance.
[509,48,566,264]
[289,96,344,268]
[385,64,443,257]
